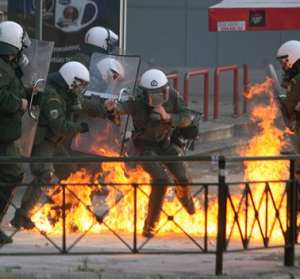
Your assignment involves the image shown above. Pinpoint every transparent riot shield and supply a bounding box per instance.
[17,39,54,157]
[71,53,141,156]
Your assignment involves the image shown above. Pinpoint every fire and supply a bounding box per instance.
[235,77,289,243]
[31,147,216,237]
[31,78,289,245]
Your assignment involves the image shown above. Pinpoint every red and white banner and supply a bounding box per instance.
[209,0,300,32]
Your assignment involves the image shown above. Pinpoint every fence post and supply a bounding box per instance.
[284,159,297,266]
[233,68,239,117]
[216,156,227,275]
[213,65,240,119]
[243,64,249,113]
[166,72,179,92]
[213,69,220,120]
[184,69,210,121]
[62,184,67,254]
[133,183,138,253]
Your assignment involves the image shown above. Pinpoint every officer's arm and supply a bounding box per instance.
[169,94,192,128]
[0,72,22,113]
[283,81,300,120]
[46,100,81,136]
[114,99,134,115]
[81,95,107,118]
[105,98,134,116]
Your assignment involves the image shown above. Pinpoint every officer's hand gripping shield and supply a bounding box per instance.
[17,39,54,157]
[71,53,141,155]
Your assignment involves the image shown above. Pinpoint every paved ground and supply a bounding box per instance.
[0,240,300,278]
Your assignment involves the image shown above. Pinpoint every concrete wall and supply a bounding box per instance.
[127,0,300,70]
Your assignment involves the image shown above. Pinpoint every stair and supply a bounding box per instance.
[192,114,253,156]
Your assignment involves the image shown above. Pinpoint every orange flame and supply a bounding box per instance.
[31,78,289,244]
[236,78,288,243]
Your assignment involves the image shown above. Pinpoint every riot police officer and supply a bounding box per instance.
[277,41,300,169]
[277,41,300,213]
[0,21,31,244]
[11,61,90,229]
[105,68,196,238]
[71,26,119,68]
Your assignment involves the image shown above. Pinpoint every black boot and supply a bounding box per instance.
[10,209,34,230]
[175,186,196,215]
[142,184,167,238]
[0,230,12,245]
[10,183,42,230]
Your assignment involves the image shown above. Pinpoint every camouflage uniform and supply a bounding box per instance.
[0,57,26,239]
[282,74,300,174]
[111,88,196,237]
[11,73,84,229]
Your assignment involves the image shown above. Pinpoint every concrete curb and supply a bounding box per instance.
[1,270,300,279]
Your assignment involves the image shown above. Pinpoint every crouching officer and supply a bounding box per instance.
[0,21,31,244]
[105,69,196,238]
[11,61,90,229]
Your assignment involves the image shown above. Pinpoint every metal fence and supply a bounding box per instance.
[0,154,298,276]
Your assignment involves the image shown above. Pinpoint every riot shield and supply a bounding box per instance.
[266,64,291,130]
[71,53,141,156]
[17,39,54,157]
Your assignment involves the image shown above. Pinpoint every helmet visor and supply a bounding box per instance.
[107,37,118,53]
[277,55,290,71]
[72,77,89,95]
[22,32,31,48]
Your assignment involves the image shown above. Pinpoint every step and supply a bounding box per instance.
[198,114,253,145]
[192,136,250,156]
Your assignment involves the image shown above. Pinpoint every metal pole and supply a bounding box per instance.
[204,185,208,252]
[233,68,240,117]
[133,183,138,253]
[119,0,127,52]
[214,69,220,120]
[35,0,43,40]
[243,64,249,113]
[215,156,227,275]
[284,160,296,266]
[183,73,190,106]
[62,185,67,254]
[203,72,209,121]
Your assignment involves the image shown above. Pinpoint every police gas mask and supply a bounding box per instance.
[69,78,89,111]
[105,28,119,54]
[17,32,31,67]
[146,86,170,108]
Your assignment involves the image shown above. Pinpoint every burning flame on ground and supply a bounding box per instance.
[235,78,289,243]
[31,78,289,245]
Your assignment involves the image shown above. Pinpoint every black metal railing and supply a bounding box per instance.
[0,154,298,276]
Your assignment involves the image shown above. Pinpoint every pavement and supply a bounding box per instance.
[0,244,300,278]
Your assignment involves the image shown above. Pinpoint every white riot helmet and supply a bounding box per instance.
[277,40,300,70]
[96,57,124,82]
[139,69,169,107]
[85,26,119,53]
[0,21,31,55]
[59,61,90,95]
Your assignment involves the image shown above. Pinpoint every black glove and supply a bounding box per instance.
[79,122,89,133]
